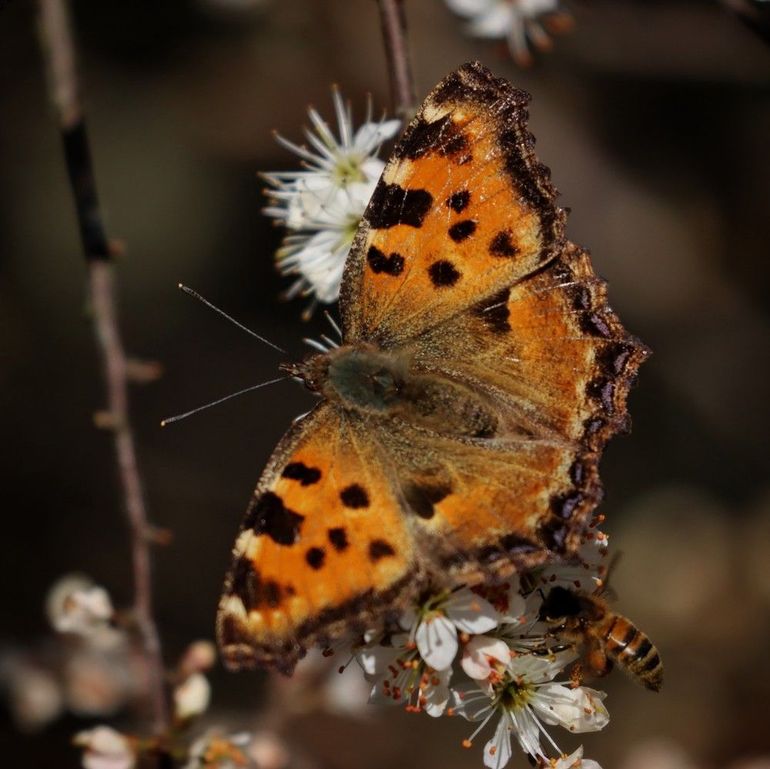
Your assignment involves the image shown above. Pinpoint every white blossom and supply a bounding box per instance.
[453,649,609,768]
[445,0,572,66]
[74,725,135,769]
[358,631,453,717]
[46,574,114,637]
[406,586,499,671]
[263,88,400,313]
[174,673,211,721]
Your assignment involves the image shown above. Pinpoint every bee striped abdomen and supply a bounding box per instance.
[604,615,663,691]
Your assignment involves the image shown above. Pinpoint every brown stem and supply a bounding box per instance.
[37,0,170,735]
[376,0,417,119]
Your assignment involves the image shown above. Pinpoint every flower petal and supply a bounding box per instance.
[483,712,514,769]
[424,668,452,717]
[445,588,499,634]
[415,614,458,670]
[461,635,511,680]
[553,746,603,769]
[531,684,609,733]
[450,682,496,721]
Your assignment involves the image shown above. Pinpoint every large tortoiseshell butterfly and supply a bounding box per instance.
[217,62,648,674]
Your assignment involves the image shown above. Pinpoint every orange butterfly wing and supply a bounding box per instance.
[387,242,648,578]
[341,62,565,345]
[218,62,648,672]
[217,404,415,673]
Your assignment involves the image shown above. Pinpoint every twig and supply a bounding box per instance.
[376,0,417,118]
[37,0,170,735]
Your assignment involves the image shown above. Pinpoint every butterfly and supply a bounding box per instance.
[216,62,648,674]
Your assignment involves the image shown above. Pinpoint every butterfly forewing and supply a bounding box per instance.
[340,62,565,346]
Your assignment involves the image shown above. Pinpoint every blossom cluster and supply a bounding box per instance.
[351,532,610,769]
[263,89,400,316]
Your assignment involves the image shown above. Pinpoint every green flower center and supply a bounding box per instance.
[499,678,533,711]
[333,154,366,186]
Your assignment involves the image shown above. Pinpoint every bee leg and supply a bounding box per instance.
[586,642,613,678]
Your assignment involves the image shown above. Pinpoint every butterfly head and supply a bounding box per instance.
[279,354,331,393]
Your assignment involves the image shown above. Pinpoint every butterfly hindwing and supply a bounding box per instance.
[217,404,415,673]
[380,242,648,576]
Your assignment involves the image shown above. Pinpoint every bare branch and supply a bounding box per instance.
[37,0,170,735]
[376,0,417,119]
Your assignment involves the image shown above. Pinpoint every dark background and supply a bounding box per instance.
[1,0,770,766]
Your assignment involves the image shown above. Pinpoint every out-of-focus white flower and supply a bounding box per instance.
[445,0,573,67]
[405,586,499,671]
[263,88,400,314]
[247,731,289,769]
[178,640,217,678]
[551,746,603,768]
[453,649,608,768]
[185,730,252,769]
[64,646,136,716]
[74,725,135,769]
[46,574,114,637]
[0,656,63,731]
[174,673,211,721]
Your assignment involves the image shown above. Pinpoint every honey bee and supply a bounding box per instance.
[539,585,663,692]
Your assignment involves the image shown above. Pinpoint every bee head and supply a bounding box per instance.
[539,586,583,622]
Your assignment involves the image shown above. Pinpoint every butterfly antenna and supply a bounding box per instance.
[303,337,331,353]
[324,310,343,340]
[178,283,286,354]
[160,377,287,427]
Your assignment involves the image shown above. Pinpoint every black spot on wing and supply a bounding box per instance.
[473,288,511,334]
[368,539,396,562]
[282,462,321,486]
[367,183,432,229]
[489,230,519,257]
[305,547,326,570]
[446,190,470,213]
[230,558,283,610]
[403,481,452,520]
[367,245,405,276]
[428,259,461,287]
[400,115,447,159]
[448,220,477,242]
[327,527,349,552]
[340,484,370,509]
[399,115,470,161]
[245,492,305,546]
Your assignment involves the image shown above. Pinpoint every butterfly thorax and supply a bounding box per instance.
[287,344,499,439]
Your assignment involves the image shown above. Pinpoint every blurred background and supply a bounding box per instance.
[1,0,770,766]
